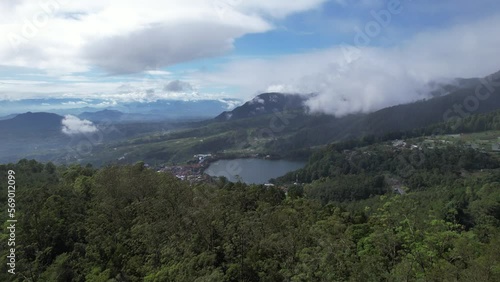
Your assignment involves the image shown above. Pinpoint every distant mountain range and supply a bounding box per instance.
[0,70,499,164]
[78,109,126,122]
[203,70,500,155]
[0,98,242,121]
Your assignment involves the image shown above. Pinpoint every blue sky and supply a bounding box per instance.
[1,0,500,115]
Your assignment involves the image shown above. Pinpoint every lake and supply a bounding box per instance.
[205,158,306,184]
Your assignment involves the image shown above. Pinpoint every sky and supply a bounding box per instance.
[1,0,500,116]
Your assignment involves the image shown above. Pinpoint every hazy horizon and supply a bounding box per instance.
[2,0,500,116]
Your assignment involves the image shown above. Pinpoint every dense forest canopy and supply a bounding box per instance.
[1,135,499,281]
[2,105,500,282]
[3,1,500,280]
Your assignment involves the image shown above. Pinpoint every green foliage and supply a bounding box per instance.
[305,174,387,204]
[0,149,499,281]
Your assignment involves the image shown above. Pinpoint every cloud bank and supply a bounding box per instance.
[195,15,500,116]
[61,115,98,135]
[0,0,327,74]
[2,0,500,118]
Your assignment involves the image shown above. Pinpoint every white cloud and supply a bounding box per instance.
[0,76,235,103]
[331,0,384,9]
[0,0,327,74]
[249,97,265,105]
[146,70,171,76]
[218,99,242,110]
[2,0,499,117]
[61,115,98,135]
[195,14,500,116]
[61,101,88,106]
[236,0,326,18]
[266,84,300,93]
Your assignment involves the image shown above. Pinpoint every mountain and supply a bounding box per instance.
[214,93,307,121]
[2,71,500,165]
[0,112,69,163]
[0,112,64,136]
[363,71,500,134]
[129,99,241,119]
[265,70,500,152]
[0,113,18,120]
[209,70,500,156]
[0,98,242,120]
[79,109,125,122]
[427,77,483,97]
[65,70,500,165]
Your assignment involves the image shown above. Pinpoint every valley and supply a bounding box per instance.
[2,77,500,281]
[3,2,500,280]
[2,70,500,176]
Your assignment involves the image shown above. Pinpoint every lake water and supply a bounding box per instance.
[205,158,306,184]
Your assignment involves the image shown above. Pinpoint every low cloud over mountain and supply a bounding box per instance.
[197,15,500,116]
[61,115,98,135]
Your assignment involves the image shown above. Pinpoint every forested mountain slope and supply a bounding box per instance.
[1,137,499,281]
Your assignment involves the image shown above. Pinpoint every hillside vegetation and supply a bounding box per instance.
[1,135,499,281]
